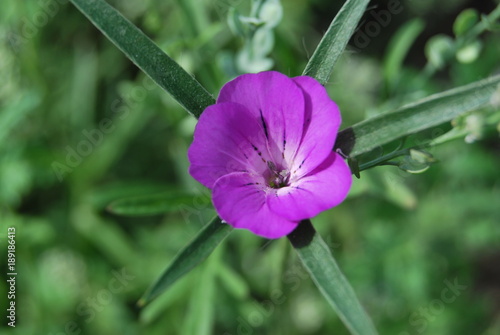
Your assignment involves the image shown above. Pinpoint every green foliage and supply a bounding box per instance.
[69,0,215,118]
[336,74,500,158]
[228,0,283,73]
[139,217,232,306]
[1,0,500,335]
[107,192,203,216]
[453,9,479,37]
[288,221,378,335]
[425,34,455,69]
[383,19,425,93]
[302,0,370,85]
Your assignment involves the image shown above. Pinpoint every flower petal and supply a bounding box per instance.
[188,102,272,189]
[268,152,352,221]
[218,71,305,165]
[290,76,342,177]
[212,172,299,239]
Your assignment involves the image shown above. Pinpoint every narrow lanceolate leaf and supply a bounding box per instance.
[303,0,370,85]
[336,74,500,157]
[69,0,215,118]
[288,220,378,335]
[138,217,233,306]
[107,192,206,216]
[383,18,425,90]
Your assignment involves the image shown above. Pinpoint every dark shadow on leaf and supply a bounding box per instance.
[334,127,355,156]
[287,219,315,248]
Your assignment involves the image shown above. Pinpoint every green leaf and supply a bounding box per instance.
[383,19,425,90]
[216,262,250,300]
[288,220,378,335]
[302,0,370,85]
[182,245,221,335]
[335,74,500,158]
[453,9,479,37]
[107,192,207,216]
[69,0,214,118]
[138,217,233,306]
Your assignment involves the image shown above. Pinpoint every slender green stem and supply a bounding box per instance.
[358,148,409,171]
[419,4,500,82]
[466,4,500,41]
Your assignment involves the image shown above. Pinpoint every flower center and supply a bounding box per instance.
[266,161,290,189]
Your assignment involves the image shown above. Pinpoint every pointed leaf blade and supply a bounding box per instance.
[336,74,500,157]
[303,0,371,85]
[69,0,214,118]
[288,220,378,335]
[138,217,232,306]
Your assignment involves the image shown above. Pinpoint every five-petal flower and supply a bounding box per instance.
[188,71,352,238]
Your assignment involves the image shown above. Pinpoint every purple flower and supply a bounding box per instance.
[188,71,352,239]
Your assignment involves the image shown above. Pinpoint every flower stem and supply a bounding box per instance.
[358,148,409,172]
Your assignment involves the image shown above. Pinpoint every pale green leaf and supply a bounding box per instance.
[383,19,425,90]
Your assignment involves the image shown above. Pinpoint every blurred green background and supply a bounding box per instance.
[1,0,500,334]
